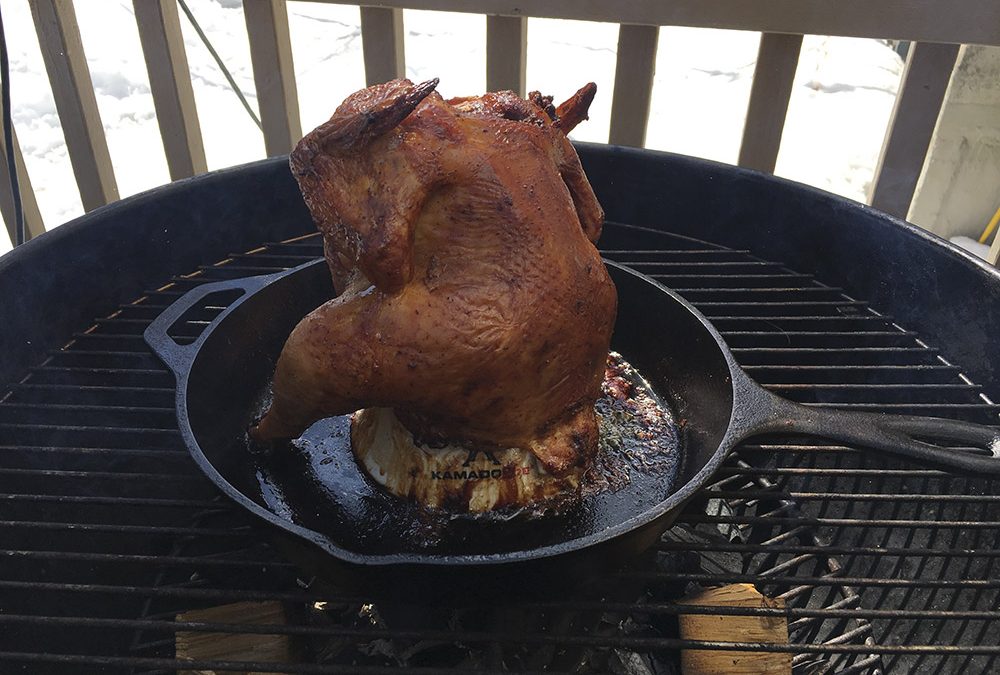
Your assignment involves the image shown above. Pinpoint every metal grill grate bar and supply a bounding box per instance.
[0,549,297,569]
[0,445,186,457]
[0,652,530,675]
[27,367,174,388]
[655,541,1000,557]
[0,495,219,507]
[2,226,997,674]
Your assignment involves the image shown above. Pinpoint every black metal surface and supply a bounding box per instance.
[0,229,997,674]
[580,145,1000,399]
[140,259,729,589]
[0,146,998,672]
[138,252,1000,598]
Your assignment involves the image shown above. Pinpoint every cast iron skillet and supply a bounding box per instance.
[145,259,1000,599]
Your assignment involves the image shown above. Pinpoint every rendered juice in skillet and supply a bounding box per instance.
[251,352,682,557]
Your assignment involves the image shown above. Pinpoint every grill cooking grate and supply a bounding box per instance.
[0,222,997,673]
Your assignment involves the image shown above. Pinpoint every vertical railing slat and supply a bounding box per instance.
[0,125,45,242]
[989,232,1000,267]
[243,0,302,157]
[609,24,659,147]
[133,0,206,180]
[486,15,527,95]
[29,0,119,211]
[870,42,960,218]
[359,7,406,85]
[738,32,803,173]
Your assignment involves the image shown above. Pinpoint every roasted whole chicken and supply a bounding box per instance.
[252,78,617,476]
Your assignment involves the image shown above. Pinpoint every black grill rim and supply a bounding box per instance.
[1,227,996,673]
[0,146,999,673]
[3,144,1000,396]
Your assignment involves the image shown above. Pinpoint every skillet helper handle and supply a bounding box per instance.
[143,274,274,374]
[740,377,1000,474]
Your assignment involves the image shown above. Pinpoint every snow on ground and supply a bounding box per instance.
[0,1,907,254]
[777,37,904,199]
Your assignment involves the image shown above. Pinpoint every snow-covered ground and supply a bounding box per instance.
[1,1,906,254]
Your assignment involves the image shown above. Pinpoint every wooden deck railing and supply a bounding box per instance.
[8,0,1000,244]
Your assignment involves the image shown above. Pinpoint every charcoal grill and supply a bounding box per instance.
[0,145,998,673]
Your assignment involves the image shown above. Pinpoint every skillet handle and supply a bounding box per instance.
[143,273,277,374]
[734,371,1000,475]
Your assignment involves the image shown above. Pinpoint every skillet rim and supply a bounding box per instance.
[166,260,740,567]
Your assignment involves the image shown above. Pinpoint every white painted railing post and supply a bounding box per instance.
[738,33,803,174]
[609,24,658,147]
[870,42,960,218]
[134,0,207,180]
[244,0,303,156]
[486,15,527,95]
[29,0,119,211]
[315,2,1000,46]
[11,0,998,229]
[0,123,45,242]
[360,7,406,85]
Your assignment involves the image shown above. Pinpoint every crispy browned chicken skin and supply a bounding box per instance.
[252,79,617,475]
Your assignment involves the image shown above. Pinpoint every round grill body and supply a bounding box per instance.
[0,145,998,673]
